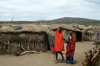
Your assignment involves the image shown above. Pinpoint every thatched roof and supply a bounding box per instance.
[0,24,46,33]
[42,25,55,36]
[70,24,78,28]
[47,24,81,32]
[0,24,95,35]
[85,25,93,30]
[77,25,86,30]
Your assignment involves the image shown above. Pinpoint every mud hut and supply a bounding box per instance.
[0,24,54,55]
[47,24,97,42]
[70,24,96,41]
[47,24,82,41]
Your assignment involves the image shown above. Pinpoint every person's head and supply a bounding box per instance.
[69,31,73,36]
[59,27,62,32]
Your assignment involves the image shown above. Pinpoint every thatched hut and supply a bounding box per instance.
[47,24,96,42]
[0,24,97,55]
[47,24,82,41]
[70,24,96,41]
[0,24,55,55]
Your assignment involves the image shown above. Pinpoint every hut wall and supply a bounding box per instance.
[47,34,55,51]
[51,29,96,41]
[62,30,76,40]
[83,34,89,41]
[73,32,76,40]
[83,34,95,41]
[0,32,49,55]
[52,29,76,41]
[92,35,96,41]
[62,30,69,40]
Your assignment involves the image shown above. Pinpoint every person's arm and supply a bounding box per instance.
[66,40,71,43]
[65,36,71,43]
[63,38,65,41]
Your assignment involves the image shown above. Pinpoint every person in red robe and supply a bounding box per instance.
[52,27,65,63]
[66,31,75,64]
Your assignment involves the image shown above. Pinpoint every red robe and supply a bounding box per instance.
[66,36,75,58]
[55,28,65,52]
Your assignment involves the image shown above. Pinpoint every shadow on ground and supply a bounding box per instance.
[56,59,77,65]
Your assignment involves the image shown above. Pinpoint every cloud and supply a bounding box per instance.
[0,0,100,21]
[85,0,100,4]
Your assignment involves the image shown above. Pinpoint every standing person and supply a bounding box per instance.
[65,31,75,64]
[52,27,65,63]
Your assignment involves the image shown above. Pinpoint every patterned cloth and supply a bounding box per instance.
[66,36,75,64]
[66,36,75,58]
[54,27,65,52]
[52,45,56,53]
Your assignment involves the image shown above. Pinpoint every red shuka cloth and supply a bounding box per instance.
[66,36,75,58]
[54,28,65,52]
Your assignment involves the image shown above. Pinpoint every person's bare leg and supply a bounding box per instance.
[60,52,64,61]
[54,53,56,61]
[56,53,58,63]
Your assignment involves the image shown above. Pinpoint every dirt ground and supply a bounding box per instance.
[0,41,93,66]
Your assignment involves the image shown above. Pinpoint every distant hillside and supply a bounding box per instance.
[49,17,100,22]
[48,17,100,26]
[0,17,100,26]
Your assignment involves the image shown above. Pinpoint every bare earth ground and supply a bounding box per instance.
[0,41,93,66]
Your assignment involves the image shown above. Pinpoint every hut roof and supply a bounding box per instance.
[42,25,55,36]
[0,24,46,33]
[85,25,93,30]
[48,24,73,30]
[47,24,81,32]
[77,25,86,30]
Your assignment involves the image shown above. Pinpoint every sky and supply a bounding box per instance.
[0,0,100,21]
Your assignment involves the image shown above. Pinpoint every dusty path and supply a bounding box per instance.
[0,42,93,66]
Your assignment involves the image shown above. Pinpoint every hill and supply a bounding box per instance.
[47,17,100,26]
[0,17,100,26]
[49,17,99,22]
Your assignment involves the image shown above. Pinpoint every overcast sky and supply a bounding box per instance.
[0,0,100,21]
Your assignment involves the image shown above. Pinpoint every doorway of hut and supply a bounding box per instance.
[76,32,82,42]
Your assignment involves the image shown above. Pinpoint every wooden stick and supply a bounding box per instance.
[4,42,39,56]
[20,51,39,56]
[4,42,25,51]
